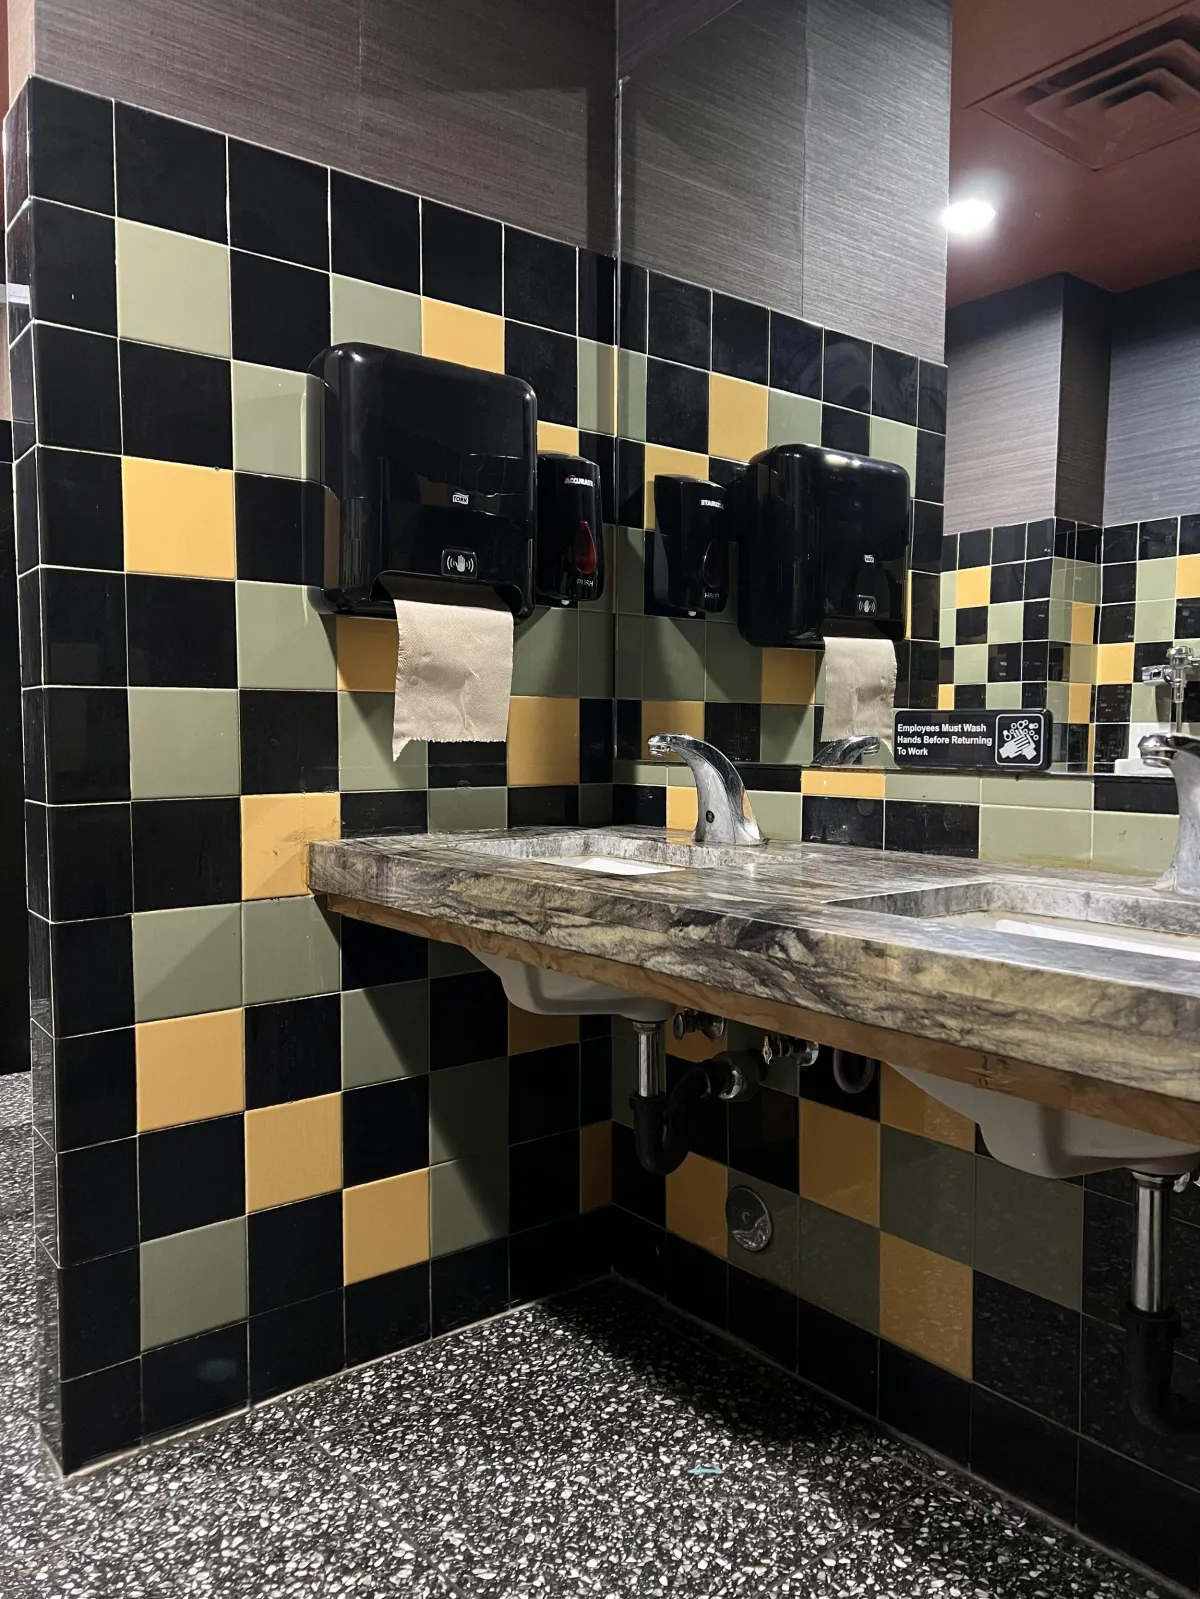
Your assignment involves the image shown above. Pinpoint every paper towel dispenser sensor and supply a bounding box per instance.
[727,443,909,647]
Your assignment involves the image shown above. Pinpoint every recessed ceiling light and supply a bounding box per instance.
[941,198,996,237]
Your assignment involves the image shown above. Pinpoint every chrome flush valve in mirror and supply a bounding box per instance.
[647,733,763,846]
[1139,733,1200,895]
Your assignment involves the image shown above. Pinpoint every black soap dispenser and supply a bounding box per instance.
[650,475,728,617]
[536,453,604,606]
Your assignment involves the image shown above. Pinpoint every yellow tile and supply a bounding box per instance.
[643,444,710,531]
[1070,602,1095,645]
[538,421,579,455]
[641,699,705,757]
[799,1100,879,1225]
[666,1153,727,1257]
[879,1064,974,1152]
[241,792,341,900]
[1067,681,1091,724]
[879,1232,973,1379]
[343,1169,430,1283]
[1095,642,1135,684]
[337,616,398,692]
[136,1009,244,1132]
[761,648,816,705]
[801,768,886,799]
[508,1005,578,1055]
[580,1122,612,1213]
[421,299,505,373]
[1087,723,1096,768]
[507,696,580,786]
[123,458,235,579]
[245,1094,341,1211]
[708,373,767,464]
[955,565,990,609]
[938,683,954,709]
[1177,554,1200,600]
[666,784,698,833]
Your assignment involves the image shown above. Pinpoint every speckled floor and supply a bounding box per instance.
[0,1074,1173,1599]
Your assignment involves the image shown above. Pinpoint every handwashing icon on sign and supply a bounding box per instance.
[995,714,1041,765]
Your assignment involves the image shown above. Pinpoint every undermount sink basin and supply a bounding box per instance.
[453,828,756,872]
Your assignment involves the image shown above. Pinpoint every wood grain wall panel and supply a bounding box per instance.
[1104,270,1200,525]
[618,0,744,74]
[1056,278,1109,528]
[802,0,951,363]
[943,277,1064,534]
[621,0,807,315]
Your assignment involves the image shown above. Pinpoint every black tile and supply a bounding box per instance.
[58,1247,140,1380]
[612,783,666,827]
[1022,599,1049,642]
[505,321,576,425]
[27,200,116,333]
[1054,518,1077,559]
[228,140,327,269]
[59,1359,141,1473]
[15,450,38,573]
[235,473,322,585]
[339,914,426,990]
[609,1207,664,1294]
[712,294,768,386]
[45,801,130,923]
[801,795,882,849]
[645,358,708,453]
[878,1340,969,1464]
[617,438,645,528]
[910,501,943,568]
[580,1039,612,1125]
[579,429,616,525]
[1181,514,1200,557]
[507,785,580,828]
[820,405,869,454]
[647,274,710,369]
[510,1128,579,1232]
[138,1116,245,1241]
[53,1029,136,1152]
[428,970,506,1068]
[345,1260,430,1366]
[249,1289,344,1402]
[1102,522,1137,563]
[23,691,47,803]
[871,346,917,425]
[40,567,124,687]
[796,1047,880,1120]
[339,789,428,838]
[885,800,978,858]
[57,1138,138,1264]
[1076,525,1101,563]
[619,261,647,352]
[987,642,1023,683]
[1077,1439,1200,1590]
[422,202,501,314]
[510,1213,604,1302]
[11,327,35,459]
[428,738,507,789]
[955,604,987,645]
[973,1271,1080,1429]
[578,250,616,346]
[616,699,641,762]
[143,1322,247,1437]
[908,570,939,641]
[343,1074,429,1185]
[823,333,871,412]
[703,702,761,764]
[956,528,989,568]
[970,1387,1077,1524]
[131,798,239,911]
[238,689,339,793]
[34,327,120,453]
[6,203,31,342]
[25,78,115,213]
[666,1057,727,1163]
[330,171,420,293]
[1081,1316,1200,1494]
[768,313,821,399]
[1136,638,1176,680]
[580,697,614,784]
[728,1267,797,1369]
[915,430,945,503]
[1102,561,1136,605]
[797,1300,879,1415]
[1099,602,1135,644]
[1021,640,1049,682]
[245,995,341,1109]
[120,342,232,468]
[1177,598,1200,641]
[990,523,1024,565]
[989,562,1024,605]
[1137,517,1178,561]
[115,103,226,241]
[728,1086,798,1193]
[664,1233,727,1328]
[917,361,947,433]
[36,448,124,570]
[4,82,28,220]
[1093,723,1128,765]
[51,916,133,1036]
[612,1121,665,1227]
[954,684,986,711]
[127,576,237,688]
[231,251,330,372]
[504,228,575,335]
[510,1044,580,1143]
[1093,775,1177,815]
[248,1192,343,1315]
[431,1239,510,1336]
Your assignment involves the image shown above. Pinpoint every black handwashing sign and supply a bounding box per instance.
[892,709,1052,770]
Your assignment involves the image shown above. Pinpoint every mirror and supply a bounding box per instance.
[612,0,1200,776]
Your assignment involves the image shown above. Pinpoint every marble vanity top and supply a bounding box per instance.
[308,827,1200,1104]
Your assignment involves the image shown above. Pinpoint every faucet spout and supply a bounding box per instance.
[1139,733,1200,894]
[646,734,763,846]
[811,735,880,768]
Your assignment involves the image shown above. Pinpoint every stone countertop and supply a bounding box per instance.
[308,827,1200,1104]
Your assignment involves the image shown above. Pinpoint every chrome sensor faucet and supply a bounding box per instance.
[1139,733,1200,894]
[811,735,880,768]
[646,734,763,847]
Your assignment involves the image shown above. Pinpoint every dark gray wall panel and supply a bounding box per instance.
[1056,279,1109,528]
[802,0,950,362]
[1105,270,1200,525]
[618,0,745,74]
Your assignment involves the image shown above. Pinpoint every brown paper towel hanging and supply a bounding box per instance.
[385,578,514,757]
[821,636,896,748]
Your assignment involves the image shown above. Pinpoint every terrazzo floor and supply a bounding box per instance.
[0,1073,1174,1598]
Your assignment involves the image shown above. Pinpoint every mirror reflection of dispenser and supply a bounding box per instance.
[650,475,728,618]
[536,453,604,606]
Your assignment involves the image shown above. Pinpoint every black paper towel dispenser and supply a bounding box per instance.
[650,475,728,617]
[311,343,536,619]
[536,453,604,607]
[728,443,909,646]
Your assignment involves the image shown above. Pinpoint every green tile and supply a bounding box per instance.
[611,1023,638,1128]
[939,571,955,608]
[767,389,821,449]
[512,605,579,696]
[880,1126,974,1264]
[705,621,761,703]
[1045,682,1068,722]
[140,1217,247,1349]
[430,1151,509,1256]
[979,805,1092,867]
[1049,561,1069,603]
[1136,598,1176,643]
[128,687,240,799]
[642,615,705,700]
[578,610,614,698]
[578,338,616,435]
[985,682,1022,710]
[330,275,421,352]
[236,583,336,690]
[242,896,340,1005]
[974,1159,1083,1310]
[980,775,1091,809]
[429,1057,509,1162]
[615,760,666,787]
[748,790,802,842]
[1136,557,1177,603]
[726,1171,798,1293]
[132,904,242,1022]
[232,361,318,479]
[338,692,428,791]
[868,417,916,489]
[1131,682,1162,722]
[939,607,955,648]
[1091,810,1176,875]
[116,220,230,358]
[579,783,614,825]
[954,643,987,684]
[760,704,814,765]
[887,772,980,804]
[1070,562,1100,605]
[798,1199,879,1333]
[428,940,484,977]
[615,526,646,616]
[615,613,643,698]
[1049,598,1072,642]
[987,601,1023,645]
[342,980,429,1088]
[427,786,508,832]
[617,349,646,441]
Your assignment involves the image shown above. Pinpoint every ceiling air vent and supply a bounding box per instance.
[977,2,1200,169]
